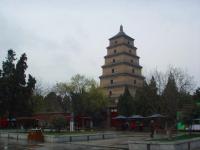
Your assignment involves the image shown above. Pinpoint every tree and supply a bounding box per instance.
[191,87,200,119]
[2,49,16,78]
[54,82,72,112]
[0,50,16,116]
[12,53,35,116]
[53,75,108,127]
[0,50,36,117]
[54,74,98,113]
[147,76,160,113]
[149,66,195,94]
[162,73,179,125]
[31,94,45,113]
[167,66,195,93]
[193,87,200,102]
[15,53,27,86]
[84,87,108,126]
[135,77,160,116]
[117,86,135,116]
[50,115,68,132]
[70,74,97,93]
[148,69,167,95]
[135,81,149,116]
[44,92,63,112]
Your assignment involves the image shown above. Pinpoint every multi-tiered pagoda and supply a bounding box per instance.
[100,25,144,108]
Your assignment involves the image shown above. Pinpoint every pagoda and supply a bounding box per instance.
[100,25,144,108]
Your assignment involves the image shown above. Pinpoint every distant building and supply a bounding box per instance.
[100,25,144,108]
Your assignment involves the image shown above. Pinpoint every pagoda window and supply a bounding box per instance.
[134,80,137,84]
[109,90,112,96]
[132,69,135,73]
[112,68,115,73]
[114,49,117,53]
[131,59,133,63]
[113,59,116,63]
[110,80,113,84]
[115,41,118,44]
[129,49,132,53]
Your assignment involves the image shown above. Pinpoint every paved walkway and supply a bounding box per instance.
[71,132,152,150]
[0,132,151,150]
[0,132,169,150]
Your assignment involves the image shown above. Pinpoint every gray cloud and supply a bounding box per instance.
[0,0,199,88]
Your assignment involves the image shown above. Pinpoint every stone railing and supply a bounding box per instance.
[129,137,200,150]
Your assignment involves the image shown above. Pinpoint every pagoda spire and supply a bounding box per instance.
[120,25,123,32]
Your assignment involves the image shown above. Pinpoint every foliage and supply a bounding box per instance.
[190,87,200,119]
[134,71,195,129]
[50,115,67,131]
[117,86,135,116]
[0,49,36,117]
[53,74,108,127]
[31,94,45,113]
[31,92,67,113]
[70,74,97,93]
[135,77,160,116]
[148,66,195,94]
[193,87,200,102]
[167,66,195,93]
[139,67,197,128]
[44,92,63,112]
[162,73,179,124]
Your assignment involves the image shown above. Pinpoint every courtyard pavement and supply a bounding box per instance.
[0,132,152,150]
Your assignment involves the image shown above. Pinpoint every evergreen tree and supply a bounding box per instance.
[0,69,3,115]
[44,92,63,112]
[117,86,135,116]
[191,87,200,119]
[0,50,16,116]
[2,49,16,78]
[0,50,36,117]
[15,53,27,86]
[135,77,160,116]
[148,76,160,113]
[162,72,179,124]
[135,81,149,116]
[193,87,200,102]
[0,69,2,77]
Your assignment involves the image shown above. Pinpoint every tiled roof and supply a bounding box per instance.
[109,25,134,41]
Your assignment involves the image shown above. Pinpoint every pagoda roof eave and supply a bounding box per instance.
[109,32,134,41]
[107,43,136,49]
[99,73,145,79]
[104,52,140,59]
[101,62,143,69]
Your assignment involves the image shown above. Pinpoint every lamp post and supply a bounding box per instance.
[69,96,74,132]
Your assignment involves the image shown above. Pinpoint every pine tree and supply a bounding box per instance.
[15,53,27,86]
[148,76,160,113]
[193,87,200,102]
[0,50,16,116]
[162,72,179,124]
[2,49,16,78]
[135,77,160,116]
[117,86,135,116]
[135,81,149,116]
[0,50,36,117]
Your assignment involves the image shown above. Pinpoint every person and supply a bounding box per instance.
[130,121,136,130]
[150,120,155,138]
[125,121,129,130]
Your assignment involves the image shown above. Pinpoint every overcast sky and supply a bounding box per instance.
[0,0,200,87]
